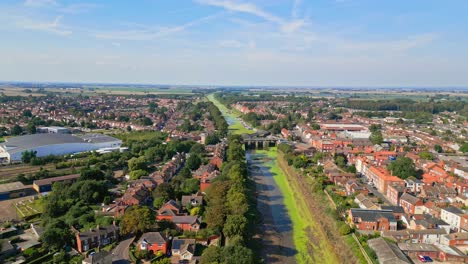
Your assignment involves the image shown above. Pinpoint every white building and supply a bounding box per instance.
[0,133,121,164]
[441,206,465,232]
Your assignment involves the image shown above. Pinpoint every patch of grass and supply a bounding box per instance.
[0,137,4,143]
[256,147,339,264]
[343,235,368,264]
[15,198,44,218]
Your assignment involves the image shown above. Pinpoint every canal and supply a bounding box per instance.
[247,150,296,264]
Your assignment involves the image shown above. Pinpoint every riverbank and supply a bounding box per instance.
[206,93,255,135]
[255,147,340,264]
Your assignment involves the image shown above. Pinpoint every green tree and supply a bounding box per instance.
[221,244,254,264]
[388,157,416,179]
[153,183,175,201]
[79,167,105,181]
[180,178,200,194]
[369,130,383,145]
[418,151,434,160]
[11,124,23,135]
[223,215,247,238]
[128,156,148,172]
[26,123,37,134]
[186,154,202,170]
[200,246,222,264]
[434,144,443,153]
[120,206,155,235]
[460,143,468,153]
[21,150,37,163]
[22,109,33,117]
[130,169,148,180]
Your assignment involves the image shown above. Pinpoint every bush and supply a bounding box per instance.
[129,169,148,180]
[338,222,351,235]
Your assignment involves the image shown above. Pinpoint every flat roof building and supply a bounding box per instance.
[0,133,121,164]
[0,181,31,200]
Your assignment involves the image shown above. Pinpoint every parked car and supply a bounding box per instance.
[418,255,427,262]
[423,256,433,262]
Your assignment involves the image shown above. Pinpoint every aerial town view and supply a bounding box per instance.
[0,1,467,264]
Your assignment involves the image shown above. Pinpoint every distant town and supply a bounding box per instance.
[0,85,467,264]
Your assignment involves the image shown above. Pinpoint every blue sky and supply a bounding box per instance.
[1,0,467,87]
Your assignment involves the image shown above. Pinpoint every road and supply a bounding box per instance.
[247,151,296,264]
[112,236,135,264]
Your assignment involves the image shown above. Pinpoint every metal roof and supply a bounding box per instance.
[0,181,27,193]
[1,134,85,154]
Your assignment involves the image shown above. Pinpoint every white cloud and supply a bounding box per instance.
[21,15,72,36]
[195,0,306,33]
[337,33,437,53]
[24,0,57,7]
[59,3,97,14]
[219,39,256,49]
[95,14,219,40]
[292,0,302,18]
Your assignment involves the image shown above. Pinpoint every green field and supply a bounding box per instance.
[256,148,339,264]
[206,93,255,135]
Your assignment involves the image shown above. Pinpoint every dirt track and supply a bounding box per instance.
[247,151,296,264]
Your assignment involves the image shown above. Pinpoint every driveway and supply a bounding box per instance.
[112,236,135,264]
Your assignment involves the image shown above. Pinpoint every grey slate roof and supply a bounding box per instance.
[400,193,421,205]
[172,216,200,224]
[443,206,464,215]
[351,209,396,222]
[138,232,166,245]
[381,206,405,214]
[368,238,411,264]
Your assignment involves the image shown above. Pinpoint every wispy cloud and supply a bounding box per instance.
[20,15,72,36]
[24,0,57,7]
[95,14,219,40]
[59,3,97,14]
[219,39,255,49]
[292,0,302,18]
[337,33,437,53]
[195,0,307,34]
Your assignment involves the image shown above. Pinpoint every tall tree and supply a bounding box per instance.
[388,157,416,179]
[120,206,155,235]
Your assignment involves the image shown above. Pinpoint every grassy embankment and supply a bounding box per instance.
[255,147,339,264]
[206,93,255,135]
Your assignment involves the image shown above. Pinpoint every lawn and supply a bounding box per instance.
[255,147,339,264]
[15,198,44,218]
[206,93,255,135]
[0,136,4,143]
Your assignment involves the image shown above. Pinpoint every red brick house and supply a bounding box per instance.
[157,200,182,221]
[75,224,119,253]
[349,208,397,231]
[172,216,201,232]
[137,232,168,254]
[399,193,424,215]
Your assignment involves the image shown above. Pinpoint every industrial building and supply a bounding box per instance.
[0,182,31,201]
[0,133,122,164]
[33,174,80,193]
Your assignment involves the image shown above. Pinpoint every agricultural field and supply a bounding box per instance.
[255,147,339,264]
[0,87,46,97]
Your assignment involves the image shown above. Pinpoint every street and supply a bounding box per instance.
[112,236,135,264]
